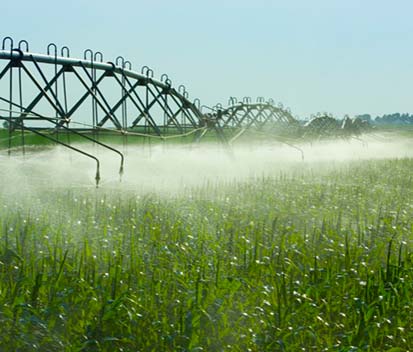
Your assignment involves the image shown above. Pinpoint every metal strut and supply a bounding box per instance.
[0,97,125,179]
[2,118,101,187]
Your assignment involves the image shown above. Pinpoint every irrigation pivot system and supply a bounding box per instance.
[0,37,372,184]
[0,38,204,135]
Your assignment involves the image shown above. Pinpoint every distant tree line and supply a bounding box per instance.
[356,113,413,125]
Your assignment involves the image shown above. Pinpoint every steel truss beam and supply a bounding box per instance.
[218,102,298,130]
[0,49,204,135]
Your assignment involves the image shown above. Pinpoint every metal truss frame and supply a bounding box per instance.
[0,43,204,136]
[213,100,298,135]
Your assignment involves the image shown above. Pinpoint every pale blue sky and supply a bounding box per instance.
[3,0,413,118]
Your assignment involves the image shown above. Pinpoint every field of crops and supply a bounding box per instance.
[1,136,413,351]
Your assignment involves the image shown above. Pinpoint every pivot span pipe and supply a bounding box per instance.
[0,50,201,116]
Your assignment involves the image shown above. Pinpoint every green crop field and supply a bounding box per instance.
[0,132,413,351]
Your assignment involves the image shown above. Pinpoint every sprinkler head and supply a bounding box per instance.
[95,170,100,188]
[119,165,124,182]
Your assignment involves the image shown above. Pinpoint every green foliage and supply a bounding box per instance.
[1,159,413,351]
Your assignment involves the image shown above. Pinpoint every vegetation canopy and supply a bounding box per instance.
[0,132,413,351]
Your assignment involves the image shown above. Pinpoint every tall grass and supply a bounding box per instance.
[0,158,413,351]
